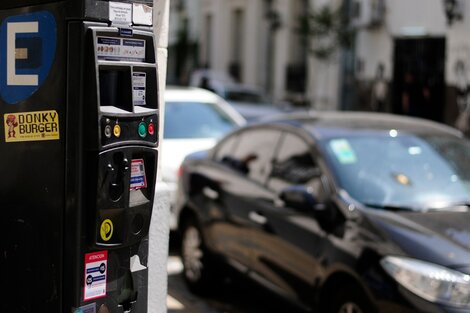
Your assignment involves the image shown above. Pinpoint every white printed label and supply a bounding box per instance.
[96,36,146,62]
[109,2,132,26]
[130,159,147,190]
[133,72,146,106]
[133,3,153,26]
[84,251,108,301]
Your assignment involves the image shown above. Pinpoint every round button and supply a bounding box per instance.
[148,123,155,135]
[113,124,121,138]
[104,125,112,138]
[138,122,147,138]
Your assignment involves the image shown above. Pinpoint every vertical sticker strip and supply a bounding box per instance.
[133,72,146,106]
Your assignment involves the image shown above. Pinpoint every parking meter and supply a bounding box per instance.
[0,1,160,313]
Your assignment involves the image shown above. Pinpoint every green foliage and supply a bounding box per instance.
[299,2,355,60]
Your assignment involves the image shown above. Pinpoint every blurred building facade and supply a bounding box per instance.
[168,0,313,106]
[168,0,470,126]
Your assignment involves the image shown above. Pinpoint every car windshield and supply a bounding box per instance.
[321,134,470,210]
[225,90,266,104]
[164,101,237,139]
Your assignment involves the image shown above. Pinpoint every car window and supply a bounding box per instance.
[321,134,470,209]
[268,133,325,199]
[221,128,282,184]
[214,134,239,162]
[164,101,237,139]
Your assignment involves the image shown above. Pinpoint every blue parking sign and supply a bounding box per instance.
[0,11,57,104]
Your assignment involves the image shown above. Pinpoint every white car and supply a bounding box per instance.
[161,86,245,230]
[189,70,289,121]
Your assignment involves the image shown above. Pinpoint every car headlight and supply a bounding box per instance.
[381,256,470,308]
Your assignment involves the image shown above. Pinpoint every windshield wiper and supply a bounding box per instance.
[362,203,418,212]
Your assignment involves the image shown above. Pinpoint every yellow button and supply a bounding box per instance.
[113,124,121,138]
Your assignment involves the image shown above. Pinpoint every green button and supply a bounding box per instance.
[138,122,147,138]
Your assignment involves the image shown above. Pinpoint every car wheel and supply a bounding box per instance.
[324,284,372,313]
[181,218,217,294]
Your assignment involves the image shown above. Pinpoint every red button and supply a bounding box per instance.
[148,123,155,135]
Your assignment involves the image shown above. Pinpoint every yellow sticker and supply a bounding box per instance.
[100,219,114,242]
[4,110,60,143]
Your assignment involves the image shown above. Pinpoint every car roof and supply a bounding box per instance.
[257,111,463,139]
[164,85,247,126]
[218,83,262,93]
[165,86,221,103]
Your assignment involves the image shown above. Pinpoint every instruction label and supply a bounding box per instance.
[84,251,108,301]
[109,1,132,26]
[4,110,59,143]
[96,37,145,62]
[130,159,147,190]
[133,72,146,106]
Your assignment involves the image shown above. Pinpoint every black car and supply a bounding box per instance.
[175,112,470,313]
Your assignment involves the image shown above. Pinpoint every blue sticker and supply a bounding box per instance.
[0,11,57,104]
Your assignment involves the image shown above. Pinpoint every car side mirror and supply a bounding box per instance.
[279,186,322,212]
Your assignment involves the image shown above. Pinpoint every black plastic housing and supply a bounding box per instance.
[0,1,158,313]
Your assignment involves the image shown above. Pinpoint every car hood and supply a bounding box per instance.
[364,209,470,268]
[160,138,216,183]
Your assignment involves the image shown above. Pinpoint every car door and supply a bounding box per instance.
[248,131,330,304]
[201,127,283,272]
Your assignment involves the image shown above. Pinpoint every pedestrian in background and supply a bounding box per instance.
[199,76,215,93]
[401,71,421,117]
[454,60,470,137]
[370,63,388,112]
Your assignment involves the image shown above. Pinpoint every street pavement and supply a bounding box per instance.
[166,237,304,313]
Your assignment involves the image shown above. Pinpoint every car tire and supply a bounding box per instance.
[180,217,218,294]
[324,284,372,313]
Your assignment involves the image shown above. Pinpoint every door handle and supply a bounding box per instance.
[249,211,267,225]
[203,186,219,200]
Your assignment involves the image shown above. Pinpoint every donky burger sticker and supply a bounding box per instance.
[4,110,60,143]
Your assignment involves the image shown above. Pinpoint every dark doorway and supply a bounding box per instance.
[392,38,446,122]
